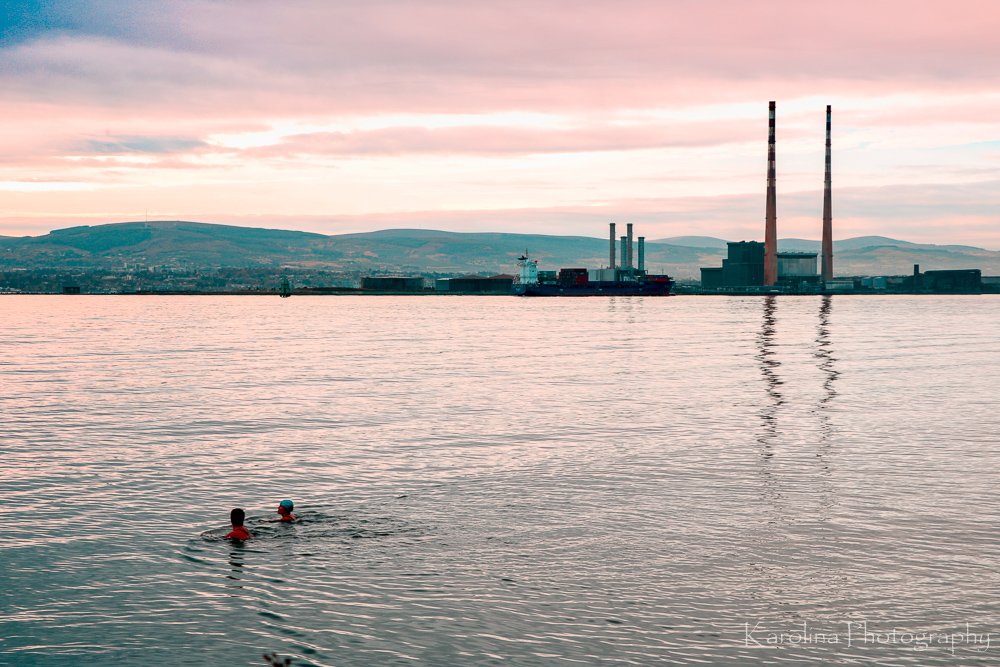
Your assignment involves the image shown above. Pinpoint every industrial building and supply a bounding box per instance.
[438,275,513,294]
[860,276,889,290]
[533,222,654,287]
[699,242,818,289]
[700,242,763,288]
[361,276,426,292]
[692,102,987,296]
[698,267,724,289]
[919,269,982,293]
[777,252,819,286]
[513,223,673,296]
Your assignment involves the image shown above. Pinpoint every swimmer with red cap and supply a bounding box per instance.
[276,499,297,523]
[224,508,252,540]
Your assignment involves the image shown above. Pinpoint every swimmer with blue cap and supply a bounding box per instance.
[276,499,297,523]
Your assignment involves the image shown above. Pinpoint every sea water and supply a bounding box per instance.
[2,295,999,666]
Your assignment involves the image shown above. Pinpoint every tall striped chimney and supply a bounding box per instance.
[626,223,634,269]
[822,105,833,282]
[609,222,617,269]
[764,101,778,286]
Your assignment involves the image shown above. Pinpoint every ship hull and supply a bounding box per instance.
[514,281,673,297]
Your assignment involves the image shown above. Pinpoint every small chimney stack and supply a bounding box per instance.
[609,222,617,269]
[638,237,645,272]
[627,223,634,269]
[620,236,627,271]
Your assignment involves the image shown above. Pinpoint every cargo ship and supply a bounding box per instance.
[513,223,674,297]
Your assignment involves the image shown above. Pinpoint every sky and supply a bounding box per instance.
[2,0,999,247]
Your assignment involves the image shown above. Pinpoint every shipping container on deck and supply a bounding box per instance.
[558,268,589,287]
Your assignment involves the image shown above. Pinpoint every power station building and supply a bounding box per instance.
[700,242,818,289]
[694,102,987,293]
[777,252,819,286]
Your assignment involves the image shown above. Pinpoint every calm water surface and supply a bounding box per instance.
[2,295,999,666]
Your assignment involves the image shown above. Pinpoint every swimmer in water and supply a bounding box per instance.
[276,499,297,523]
[224,508,252,540]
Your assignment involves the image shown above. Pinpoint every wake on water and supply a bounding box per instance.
[198,508,420,543]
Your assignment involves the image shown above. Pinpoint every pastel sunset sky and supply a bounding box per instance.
[2,0,999,246]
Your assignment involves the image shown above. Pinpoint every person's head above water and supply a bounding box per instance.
[225,507,252,540]
[277,499,296,521]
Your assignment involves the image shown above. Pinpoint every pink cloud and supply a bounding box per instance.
[2,1,999,245]
[245,121,766,158]
[5,1,1000,116]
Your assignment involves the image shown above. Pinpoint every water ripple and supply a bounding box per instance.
[2,295,999,665]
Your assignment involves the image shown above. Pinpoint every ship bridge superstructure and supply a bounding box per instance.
[515,253,539,286]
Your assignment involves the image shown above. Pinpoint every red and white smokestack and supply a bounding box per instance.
[627,223,634,269]
[764,101,778,286]
[609,222,617,269]
[822,105,833,282]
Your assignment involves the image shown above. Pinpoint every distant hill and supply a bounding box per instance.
[2,220,998,279]
[1,221,335,267]
[777,236,986,253]
[0,221,713,275]
[658,236,730,249]
[662,234,958,252]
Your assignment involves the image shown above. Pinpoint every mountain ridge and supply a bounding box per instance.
[2,221,998,279]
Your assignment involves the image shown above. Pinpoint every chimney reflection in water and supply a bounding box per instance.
[814,295,840,452]
[756,295,783,455]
